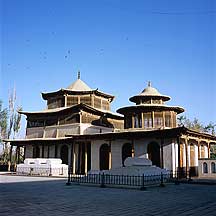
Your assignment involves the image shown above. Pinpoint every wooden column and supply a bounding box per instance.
[184,138,188,177]
[208,142,211,158]
[177,136,181,174]
[170,111,173,128]
[56,117,60,138]
[131,115,134,129]
[42,145,44,158]
[72,143,76,175]
[84,142,88,174]
[109,141,112,170]
[197,140,200,159]
[64,94,67,107]
[17,146,21,164]
[78,143,81,173]
[160,139,164,168]
[47,145,50,158]
[152,111,154,128]
[141,112,144,128]
[162,111,165,128]
[68,144,72,173]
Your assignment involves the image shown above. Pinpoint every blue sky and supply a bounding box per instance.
[1,0,216,137]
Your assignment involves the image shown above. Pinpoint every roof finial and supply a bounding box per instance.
[148,81,151,87]
[78,70,80,79]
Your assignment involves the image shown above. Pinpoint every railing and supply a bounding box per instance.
[67,172,179,189]
[16,167,68,177]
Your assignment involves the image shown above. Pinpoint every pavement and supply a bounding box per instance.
[0,174,216,216]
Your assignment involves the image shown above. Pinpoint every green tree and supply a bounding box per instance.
[177,115,215,135]
[0,88,23,165]
[177,115,205,132]
[0,100,8,148]
[204,122,216,136]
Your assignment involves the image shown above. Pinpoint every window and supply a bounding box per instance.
[134,115,139,128]
[133,113,142,128]
[165,111,171,127]
[125,116,132,129]
[47,97,64,109]
[143,112,152,128]
[211,162,216,173]
[67,96,78,106]
[154,112,163,128]
[141,100,151,104]
[152,100,160,104]
[80,96,91,106]
[102,100,109,110]
[203,162,208,174]
[27,120,44,128]
[94,97,101,109]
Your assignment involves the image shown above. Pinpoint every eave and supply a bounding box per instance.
[41,89,115,101]
[19,103,123,120]
[117,104,184,115]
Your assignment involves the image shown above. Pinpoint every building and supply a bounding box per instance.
[7,73,216,177]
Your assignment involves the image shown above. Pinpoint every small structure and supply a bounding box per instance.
[198,159,216,178]
[16,158,68,176]
[98,156,169,176]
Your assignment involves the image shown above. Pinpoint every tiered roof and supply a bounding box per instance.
[117,82,184,115]
[129,81,170,103]
[42,73,115,101]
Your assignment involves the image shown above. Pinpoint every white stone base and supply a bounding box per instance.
[16,158,68,177]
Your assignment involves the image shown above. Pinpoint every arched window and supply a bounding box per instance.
[100,144,110,170]
[122,143,132,166]
[203,162,208,174]
[211,162,216,173]
[60,145,68,165]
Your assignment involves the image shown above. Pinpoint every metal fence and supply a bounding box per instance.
[16,167,68,177]
[67,172,179,189]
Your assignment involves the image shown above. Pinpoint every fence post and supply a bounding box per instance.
[100,172,106,188]
[160,172,165,187]
[66,166,71,186]
[175,170,180,185]
[140,174,146,190]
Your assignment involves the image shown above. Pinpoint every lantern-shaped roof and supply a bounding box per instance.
[129,82,170,104]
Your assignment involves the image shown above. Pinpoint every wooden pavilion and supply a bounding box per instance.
[6,74,216,176]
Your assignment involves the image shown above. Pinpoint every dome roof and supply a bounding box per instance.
[140,85,161,96]
[67,72,92,91]
[129,82,170,103]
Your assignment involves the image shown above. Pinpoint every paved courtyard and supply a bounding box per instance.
[0,175,216,216]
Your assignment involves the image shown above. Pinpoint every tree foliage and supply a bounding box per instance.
[0,87,23,164]
[177,115,216,135]
[0,100,8,144]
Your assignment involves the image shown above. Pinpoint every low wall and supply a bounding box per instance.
[198,159,216,178]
